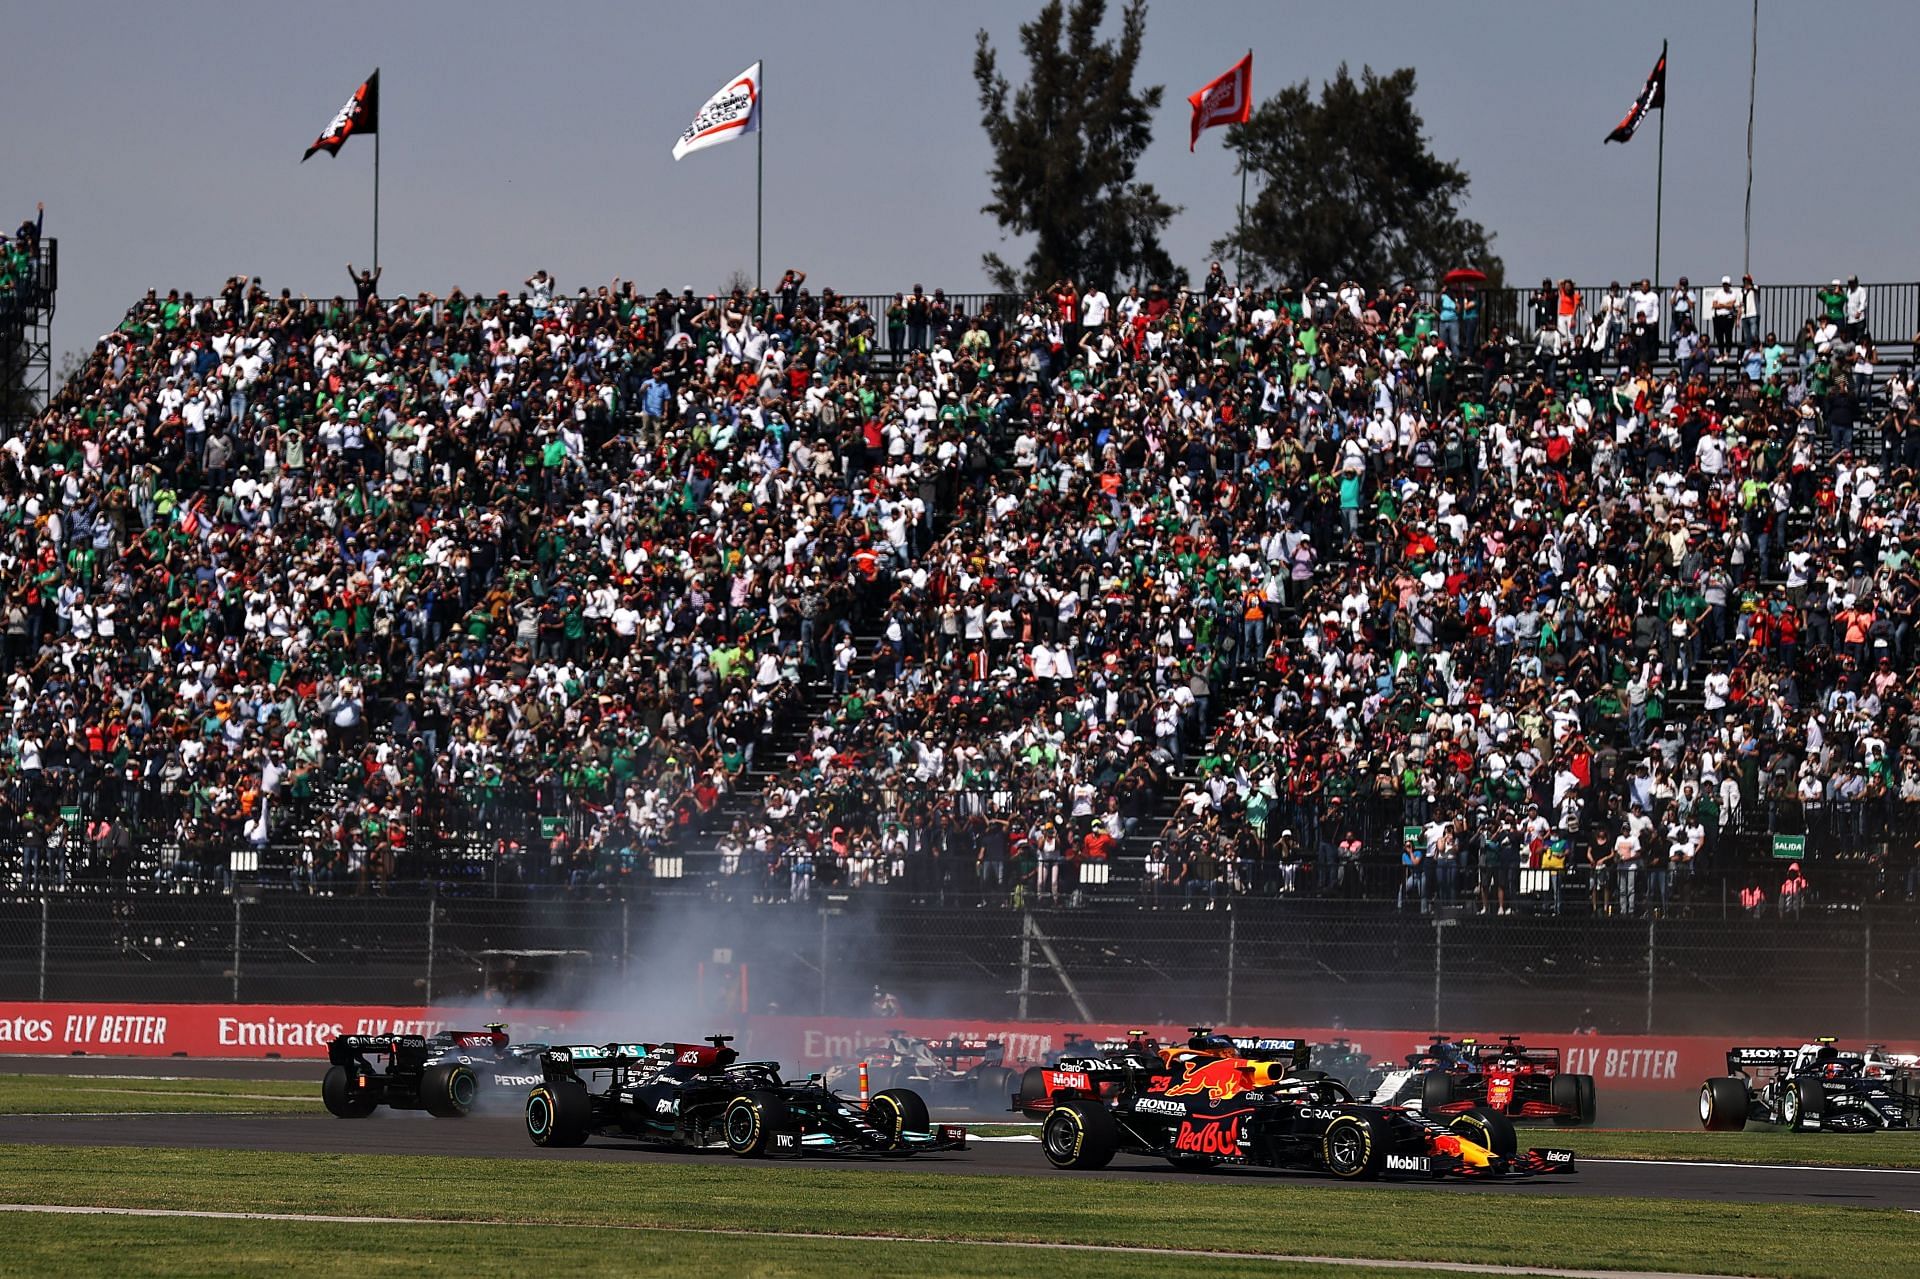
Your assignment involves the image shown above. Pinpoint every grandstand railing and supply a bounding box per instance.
[163,280,1917,354]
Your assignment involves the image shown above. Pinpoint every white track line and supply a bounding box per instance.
[967,1134,1040,1143]
[0,1204,1730,1278]
[1586,1157,1920,1176]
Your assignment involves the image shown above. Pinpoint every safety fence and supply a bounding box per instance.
[1,895,1912,1040]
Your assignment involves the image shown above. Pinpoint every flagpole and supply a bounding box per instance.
[756,59,764,292]
[1744,3,1758,276]
[1235,48,1250,287]
[373,66,381,277]
[1653,42,1665,288]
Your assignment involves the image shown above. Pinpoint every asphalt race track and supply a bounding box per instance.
[2,1108,1917,1207]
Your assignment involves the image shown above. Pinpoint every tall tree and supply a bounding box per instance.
[1214,65,1502,289]
[974,0,1177,294]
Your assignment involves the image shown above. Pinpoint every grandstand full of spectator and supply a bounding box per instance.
[4,249,1920,917]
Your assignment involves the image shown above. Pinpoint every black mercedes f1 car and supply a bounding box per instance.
[323,1023,547,1118]
[1701,1040,1920,1132]
[524,1034,968,1157]
[1017,1027,1576,1180]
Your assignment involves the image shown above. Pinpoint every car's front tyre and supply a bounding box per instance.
[526,1080,591,1147]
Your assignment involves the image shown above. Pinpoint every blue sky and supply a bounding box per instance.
[5,0,1905,357]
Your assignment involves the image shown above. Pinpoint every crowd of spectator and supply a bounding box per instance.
[0,205,45,317]
[3,250,1920,917]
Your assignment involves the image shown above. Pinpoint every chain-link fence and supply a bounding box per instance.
[2,893,1914,1040]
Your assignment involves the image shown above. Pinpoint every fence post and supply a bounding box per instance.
[818,909,829,1016]
[231,897,242,1003]
[1224,914,1237,1026]
[1645,918,1656,1035]
[1864,922,1873,1040]
[622,901,631,974]
[424,890,436,1007]
[37,897,47,1001]
[1431,918,1447,1030]
[1018,911,1032,1020]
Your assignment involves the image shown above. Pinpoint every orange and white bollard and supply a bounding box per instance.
[858,1061,870,1102]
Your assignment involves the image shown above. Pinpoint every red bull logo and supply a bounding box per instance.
[1173,1116,1242,1155]
[1164,1057,1249,1102]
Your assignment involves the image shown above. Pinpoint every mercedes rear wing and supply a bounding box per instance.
[328,1034,431,1067]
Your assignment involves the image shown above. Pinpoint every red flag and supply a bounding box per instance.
[1189,53,1252,152]
[1604,43,1665,144]
[303,70,380,162]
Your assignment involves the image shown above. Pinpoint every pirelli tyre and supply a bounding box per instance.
[1551,1073,1582,1125]
[525,1080,591,1147]
[420,1062,479,1118]
[1779,1080,1825,1132]
[1449,1106,1519,1159]
[1015,1065,1060,1113]
[723,1090,794,1158]
[1322,1112,1389,1180]
[974,1066,1018,1113]
[867,1087,932,1150]
[1700,1077,1749,1131]
[321,1065,378,1118]
[1042,1100,1118,1170]
[1574,1073,1598,1125]
[1420,1070,1455,1112]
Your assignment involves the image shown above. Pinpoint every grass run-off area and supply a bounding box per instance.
[0,1074,317,1115]
[0,1144,1916,1278]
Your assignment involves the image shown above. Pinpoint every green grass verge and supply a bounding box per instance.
[0,1075,317,1115]
[0,1143,1912,1278]
[0,1216,1486,1279]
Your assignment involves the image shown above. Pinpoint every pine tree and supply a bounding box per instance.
[974,0,1177,294]
[1215,65,1502,289]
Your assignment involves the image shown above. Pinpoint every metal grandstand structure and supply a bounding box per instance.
[0,237,56,427]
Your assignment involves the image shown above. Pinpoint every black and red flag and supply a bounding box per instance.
[303,70,379,161]
[1604,42,1665,144]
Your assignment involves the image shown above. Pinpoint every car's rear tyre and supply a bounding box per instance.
[1700,1077,1748,1131]
[1780,1080,1824,1132]
[1013,1065,1052,1114]
[724,1090,793,1157]
[322,1064,378,1118]
[867,1087,931,1148]
[1042,1100,1118,1170]
[975,1067,1018,1112]
[1550,1073,1582,1125]
[1449,1107,1518,1159]
[1322,1112,1389,1180]
[421,1062,479,1118]
[1420,1071,1455,1111]
[1574,1073,1597,1125]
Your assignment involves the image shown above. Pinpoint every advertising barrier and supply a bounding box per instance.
[2,1001,1893,1094]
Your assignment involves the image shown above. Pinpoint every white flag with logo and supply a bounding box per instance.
[672,62,762,161]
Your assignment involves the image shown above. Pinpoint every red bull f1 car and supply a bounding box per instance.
[1367,1035,1596,1126]
[323,1023,547,1118]
[1015,1028,1576,1180]
[525,1034,968,1157]
[1701,1040,1920,1132]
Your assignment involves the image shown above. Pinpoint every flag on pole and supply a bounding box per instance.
[1188,53,1252,151]
[673,62,762,161]
[303,70,380,161]
[1604,42,1666,144]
